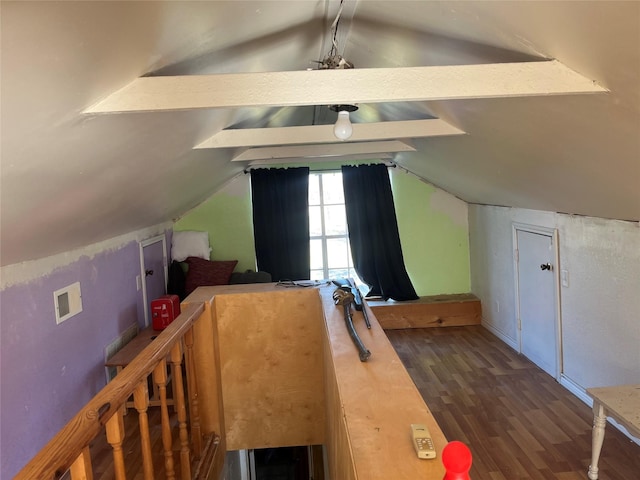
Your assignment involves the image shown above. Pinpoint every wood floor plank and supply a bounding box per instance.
[385,326,640,480]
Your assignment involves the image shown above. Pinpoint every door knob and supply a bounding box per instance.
[540,263,551,271]
[145,269,154,276]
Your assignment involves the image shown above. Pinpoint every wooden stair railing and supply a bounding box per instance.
[15,301,220,480]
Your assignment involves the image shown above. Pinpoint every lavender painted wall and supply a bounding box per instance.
[0,237,157,478]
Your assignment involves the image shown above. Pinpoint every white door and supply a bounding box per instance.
[140,235,168,327]
[515,228,559,378]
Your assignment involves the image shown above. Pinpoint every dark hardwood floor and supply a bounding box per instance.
[385,325,640,480]
[88,325,638,479]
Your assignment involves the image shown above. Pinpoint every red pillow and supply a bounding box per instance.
[184,257,238,295]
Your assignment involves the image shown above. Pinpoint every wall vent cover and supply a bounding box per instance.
[54,282,83,324]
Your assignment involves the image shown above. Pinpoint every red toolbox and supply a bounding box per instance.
[151,294,181,331]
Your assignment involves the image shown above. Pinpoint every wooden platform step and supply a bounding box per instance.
[367,293,481,330]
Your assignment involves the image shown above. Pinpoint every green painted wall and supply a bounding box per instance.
[174,174,257,272]
[174,166,471,295]
[390,169,470,295]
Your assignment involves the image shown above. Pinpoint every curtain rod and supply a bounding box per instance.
[242,161,466,204]
[243,161,395,174]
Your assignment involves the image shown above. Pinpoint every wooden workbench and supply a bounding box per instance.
[183,282,447,479]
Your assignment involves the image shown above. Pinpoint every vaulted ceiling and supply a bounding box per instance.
[1,1,639,267]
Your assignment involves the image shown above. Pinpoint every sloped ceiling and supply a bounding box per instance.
[1,1,639,267]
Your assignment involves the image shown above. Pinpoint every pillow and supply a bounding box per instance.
[184,257,238,295]
[172,230,211,262]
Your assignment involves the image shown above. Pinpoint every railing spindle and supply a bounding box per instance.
[154,358,176,480]
[14,302,216,480]
[133,379,155,480]
[172,340,192,479]
[105,409,127,480]
[185,326,203,457]
[69,446,93,480]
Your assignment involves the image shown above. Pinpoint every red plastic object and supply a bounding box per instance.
[442,441,472,480]
[151,294,180,331]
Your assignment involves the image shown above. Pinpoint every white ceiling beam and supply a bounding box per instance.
[85,60,607,114]
[195,119,464,149]
[231,141,415,162]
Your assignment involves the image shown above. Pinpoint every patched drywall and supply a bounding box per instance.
[1,223,172,288]
[0,228,166,478]
[469,205,639,393]
[429,188,468,228]
[557,215,640,388]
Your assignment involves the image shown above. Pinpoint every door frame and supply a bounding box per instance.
[139,234,168,327]
[512,222,563,380]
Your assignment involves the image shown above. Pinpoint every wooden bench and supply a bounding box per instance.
[367,293,481,330]
[105,326,178,411]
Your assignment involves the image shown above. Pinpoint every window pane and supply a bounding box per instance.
[309,206,322,236]
[322,172,344,204]
[309,174,320,205]
[328,268,350,280]
[326,238,348,268]
[310,239,324,270]
[309,171,359,286]
[323,205,346,235]
[310,269,325,281]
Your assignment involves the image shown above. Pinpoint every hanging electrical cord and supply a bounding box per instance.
[319,0,353,70]
[328,0,344,60]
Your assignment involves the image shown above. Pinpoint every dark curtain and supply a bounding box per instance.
[342,164,418,301]
[250,167,310,281]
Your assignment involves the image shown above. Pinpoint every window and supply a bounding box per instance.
[308,171,360,283]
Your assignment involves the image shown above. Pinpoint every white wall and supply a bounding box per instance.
[469,205,639,393]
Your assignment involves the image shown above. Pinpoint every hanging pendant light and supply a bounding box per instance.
[334,111,352,140]
[330,104,359,141]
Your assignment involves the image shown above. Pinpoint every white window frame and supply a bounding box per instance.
[309,171,358,282]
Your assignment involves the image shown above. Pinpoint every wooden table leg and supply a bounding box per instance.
[588,402,607,480]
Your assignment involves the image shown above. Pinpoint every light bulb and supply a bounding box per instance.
[333,110,353,140]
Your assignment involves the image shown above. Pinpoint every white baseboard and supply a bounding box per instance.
[482,328,640,447]
[482,321,518,351]
[559,374,592,405]
[560,374,640,446]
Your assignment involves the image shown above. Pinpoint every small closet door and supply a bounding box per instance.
[515,226,560,379]
[140,235,167,327]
